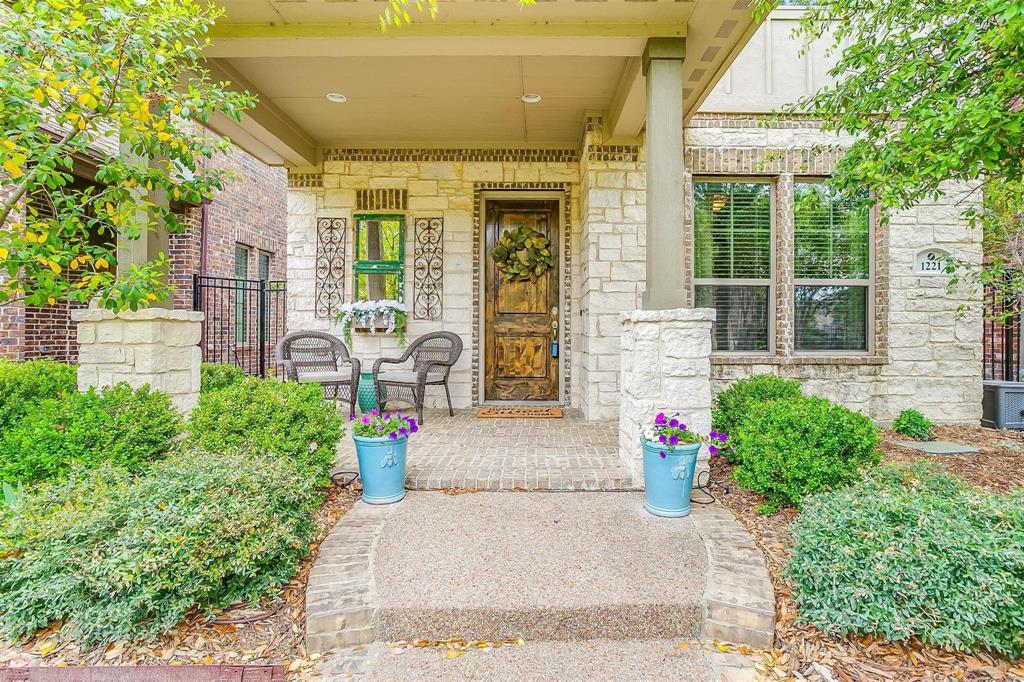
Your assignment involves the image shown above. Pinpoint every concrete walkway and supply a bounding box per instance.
[308,491,774,681]
[335,410,634,491]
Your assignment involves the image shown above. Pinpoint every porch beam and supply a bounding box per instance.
[203,59,318,168]
[205,23,686,59]
[605,57,645,144]
[641,37,686,311]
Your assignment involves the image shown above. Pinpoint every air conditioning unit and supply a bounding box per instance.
[982,381,1024,430]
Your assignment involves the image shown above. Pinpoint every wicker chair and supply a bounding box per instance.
[276,330,360,419]
[372,331,463,423]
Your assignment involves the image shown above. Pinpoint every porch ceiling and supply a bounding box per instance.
[203,0,761,167]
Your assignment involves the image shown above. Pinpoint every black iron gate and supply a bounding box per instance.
[192,274,287,377]
[983,280,1021,382]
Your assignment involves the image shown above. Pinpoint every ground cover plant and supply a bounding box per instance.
[0,359,76,431]
[200,362,246,393]
[187,377,342,483]
[711,374,802,457]
[730,395,880,513]
[892,408,933,441]
[0,383,180,485]
[788,464,1024,659]
[711,425,1024,681]
[0,449,325,645]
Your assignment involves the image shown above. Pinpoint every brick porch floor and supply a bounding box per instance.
[335,409,636,491]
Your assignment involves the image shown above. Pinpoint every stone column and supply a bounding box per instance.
[619,308,714,485]
[116,143,173,308]
[642,37,686,311]
[71,308,204,414]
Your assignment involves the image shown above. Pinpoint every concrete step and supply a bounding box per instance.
[318,639,722,682]
[305,492,775,661]
[371,492,705,643]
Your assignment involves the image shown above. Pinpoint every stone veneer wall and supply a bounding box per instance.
[285,152,579,410]
[283,115,983,424]
[688,115,983,424]
[577,120,647,420]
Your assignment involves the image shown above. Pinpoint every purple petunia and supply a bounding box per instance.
[668,434,679,446]
[370,409,379,416]
[361,416,371,425]
[388,432,398,440]
[655,412,667,425]
[709,445,718,455]
[410,423,419,433]
[680,423,687,431]
[659,451,667,458]
[719,433,728,443]
[399,426,408,436]
[668,418,679,428]
[709,430,718,440]
[659,434,668,444]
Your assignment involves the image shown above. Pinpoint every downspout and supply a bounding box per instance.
[198,201,209,276]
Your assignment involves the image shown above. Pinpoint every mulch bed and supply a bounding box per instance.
[0,483,361,681]
[710,425,1024,682]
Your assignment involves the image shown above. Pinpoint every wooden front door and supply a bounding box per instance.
[484,199,560,402]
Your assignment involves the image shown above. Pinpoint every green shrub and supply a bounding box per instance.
[187,377,342,482]
[0,384,181,485]
[892,408,932,441]
[0,449,324,644]
[712,374,803,459]
[0,359,77,431]
[787,465,1024,658]
[731,395,880,513]
[200,363,246,393]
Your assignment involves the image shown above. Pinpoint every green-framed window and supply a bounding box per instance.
[353,214,405,302]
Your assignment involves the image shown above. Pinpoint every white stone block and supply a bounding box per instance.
[287,192,317,216]
[122,321,163,344]
[414,162,457,179]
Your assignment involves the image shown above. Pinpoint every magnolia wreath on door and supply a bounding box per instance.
[491,224,554,282]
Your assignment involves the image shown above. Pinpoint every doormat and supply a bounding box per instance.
[476,406,563,419]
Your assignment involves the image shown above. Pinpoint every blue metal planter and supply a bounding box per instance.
[641,439,699,518]
[353,434,408,504]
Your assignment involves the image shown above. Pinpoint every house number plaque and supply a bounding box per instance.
[914,248,949,276]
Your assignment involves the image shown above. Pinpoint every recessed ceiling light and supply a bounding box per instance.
[521,93,542,104]
[325,92,348,103]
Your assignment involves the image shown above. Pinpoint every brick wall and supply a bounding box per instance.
[170,146,288,307]
[0,144,287,363]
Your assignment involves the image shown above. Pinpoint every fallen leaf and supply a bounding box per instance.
[444,649,464,660]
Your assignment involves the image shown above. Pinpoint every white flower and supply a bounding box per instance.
[338,300,406,336]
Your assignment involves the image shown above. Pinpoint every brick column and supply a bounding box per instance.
[618,308,715,485]
[71,308,204,414]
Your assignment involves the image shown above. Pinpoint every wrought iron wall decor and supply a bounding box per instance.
[315,217,346,318]
[413,217,443,320]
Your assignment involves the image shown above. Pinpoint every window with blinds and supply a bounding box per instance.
[258,251,271,282]
[234,246,250,342]
[793,182,871,351]
[693,181,772,352]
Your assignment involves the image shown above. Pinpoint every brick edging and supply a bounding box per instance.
[689,503,775,649]
[305,501,395,653]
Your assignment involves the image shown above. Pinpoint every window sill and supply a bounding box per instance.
[711,354,887,366]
